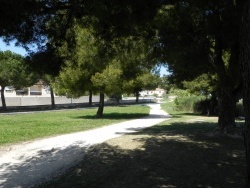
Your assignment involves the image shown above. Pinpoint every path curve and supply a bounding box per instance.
[0,103,170,188]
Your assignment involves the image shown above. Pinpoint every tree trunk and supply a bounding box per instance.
[211,37,237,133]
[96,92,105,118]
[50,86,56,109]
[1,86,6,110]
[135,91,139,103]
[240,0,250,186]
[217,88,236,133]
[89,90,92,107]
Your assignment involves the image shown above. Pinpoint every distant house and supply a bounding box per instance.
[140,88,166,97]
[1,80,52,97]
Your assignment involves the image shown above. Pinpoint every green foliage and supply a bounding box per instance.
[0,50,37,88]
[156,1,242,106]
[182,74,217,97]
[54,65,90,98]
[170,88,205,113]
[156,3,212,83]
[55,26,101,97]
[159,75,172,92]
[162,93,168,99]
[0,1,48,44]
[193,99,211,115]
[174,96,203,112]
[91,64,123,95]
[169,88,190,98]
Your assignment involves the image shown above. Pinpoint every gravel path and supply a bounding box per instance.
[0,103,170,188]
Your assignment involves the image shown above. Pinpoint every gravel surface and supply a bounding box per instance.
[0,103,170,188]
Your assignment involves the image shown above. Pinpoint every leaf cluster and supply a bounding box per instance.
[0,50,37,89]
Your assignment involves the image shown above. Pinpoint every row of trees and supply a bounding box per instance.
[1,0,250,185]
[0,46,161,114]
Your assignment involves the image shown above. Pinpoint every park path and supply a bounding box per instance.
[0,103,170,188]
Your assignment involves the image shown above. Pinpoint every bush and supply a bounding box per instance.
[162,93,168,99]
[193,98,218,116]
[193,99,210,115]
[174,95,204,113]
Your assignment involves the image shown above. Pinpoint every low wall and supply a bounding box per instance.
[0,96,155,112]
[0,96,100,107]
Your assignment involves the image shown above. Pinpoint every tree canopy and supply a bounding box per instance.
[0,50,37,109]
[155,0,242,131]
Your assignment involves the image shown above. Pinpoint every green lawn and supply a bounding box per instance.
[0,105,150,146]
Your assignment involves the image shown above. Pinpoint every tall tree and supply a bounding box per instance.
[91,64,123,117]
[54,25,105,109]
[54,8,159,116]
[157,1,242,132]
[124,72,160,102]
[239,0,250,186]
[27,46,63,109]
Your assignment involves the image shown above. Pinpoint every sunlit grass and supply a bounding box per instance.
[0,105,150,146]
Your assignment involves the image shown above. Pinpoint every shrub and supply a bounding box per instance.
[193,98,218,116]
[193,99,210,115]
[162,93,168,99]
[175,95,204,113]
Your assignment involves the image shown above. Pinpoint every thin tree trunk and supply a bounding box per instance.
[240,0,250,186]
[50,86,55,109]
[89,90,92,107]
[1,86,6,110]
[96,92,105,118]
[135,91,139,103]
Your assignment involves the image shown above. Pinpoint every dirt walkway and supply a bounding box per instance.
[0,103,170,188]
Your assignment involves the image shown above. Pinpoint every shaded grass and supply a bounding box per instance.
[74,112,149,120]
[46,135,244,188]
[0,105,149,146]
[40,101,246,188]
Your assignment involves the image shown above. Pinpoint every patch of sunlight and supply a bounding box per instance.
[232,153,238,158]
[106,135,152,150]
[187,117,218,123]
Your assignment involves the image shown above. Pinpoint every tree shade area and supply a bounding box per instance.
[0,0,250,185]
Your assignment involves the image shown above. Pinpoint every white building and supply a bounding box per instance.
[140,88,166,97]
[1,81,52,97]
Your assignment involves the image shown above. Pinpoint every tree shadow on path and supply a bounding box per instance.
[42,121,245,188]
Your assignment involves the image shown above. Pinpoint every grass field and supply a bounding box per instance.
[0,105,150,146]
[40,101,246,188]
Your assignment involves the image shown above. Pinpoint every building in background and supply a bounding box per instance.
[1,81,51,97]
[140,88,166,97]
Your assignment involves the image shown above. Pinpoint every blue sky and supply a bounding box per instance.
[0,38,27,56]
[160,66,169,76]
